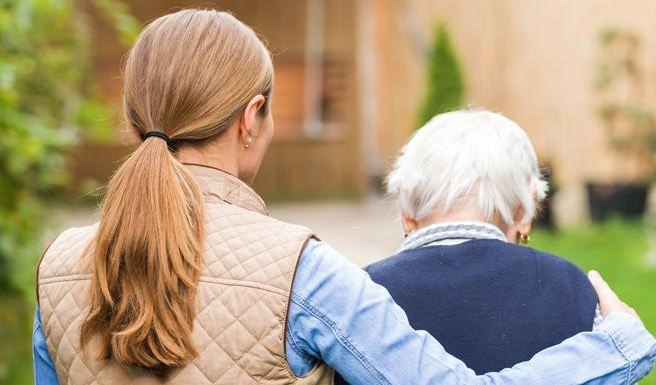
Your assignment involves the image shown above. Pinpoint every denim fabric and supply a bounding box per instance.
[33,308,60,385]
[34,238,656,384]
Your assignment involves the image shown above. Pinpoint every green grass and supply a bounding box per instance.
[1,219,654,384]
[532,218,656,384]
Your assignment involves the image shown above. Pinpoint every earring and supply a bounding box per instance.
[519,232,531,245]
[243,136,253,149]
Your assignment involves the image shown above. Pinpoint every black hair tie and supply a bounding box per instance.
[142,131,171,143]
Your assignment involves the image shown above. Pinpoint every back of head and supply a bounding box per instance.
[80,9,273,374]
[123,9,273,142]
[387,109,547,226]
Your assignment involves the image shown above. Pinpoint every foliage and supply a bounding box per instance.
[1,0,82,294]
[0,1,137,383]
[417,22,465,127]
[0,0,138,295]
[93,0,140,46]
[594,28,656,181]
[0,295,32,385]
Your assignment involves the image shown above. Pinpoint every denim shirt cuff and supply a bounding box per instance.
[597,312,656,381]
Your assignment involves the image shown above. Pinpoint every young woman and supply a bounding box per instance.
[33,9,655,385]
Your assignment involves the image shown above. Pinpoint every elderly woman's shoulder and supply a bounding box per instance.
[364,247,427,276]
[518,244,593,289]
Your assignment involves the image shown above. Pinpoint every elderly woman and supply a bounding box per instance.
[336,109,602,383]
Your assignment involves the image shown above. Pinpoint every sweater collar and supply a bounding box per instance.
[399,221,507,253]
[184,163,269,216]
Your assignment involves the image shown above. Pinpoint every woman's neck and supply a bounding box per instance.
[176,140,239,178]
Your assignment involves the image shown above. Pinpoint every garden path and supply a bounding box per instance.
[45,197,403,267]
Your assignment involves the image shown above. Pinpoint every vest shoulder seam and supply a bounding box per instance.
[197,276,288,296]
[39,274,92,284]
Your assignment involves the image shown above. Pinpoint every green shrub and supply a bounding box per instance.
[0,294,32,384]
[0,0,137,295]
[1,0,84,294]
[418,23,465,127]
[0,1,137,384]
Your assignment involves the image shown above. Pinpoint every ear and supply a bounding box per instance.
[506,205,532,243]
[516,184,538,235]
[402,216,419,236]
[517,219,532,236]
[239,95,266,145]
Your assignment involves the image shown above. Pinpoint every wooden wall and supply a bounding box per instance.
[72,0,364,200]
[370,0,656,187]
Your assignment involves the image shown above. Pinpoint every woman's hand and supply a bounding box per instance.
[588,270,643,324]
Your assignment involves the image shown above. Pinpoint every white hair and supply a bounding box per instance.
[387,109,548,226]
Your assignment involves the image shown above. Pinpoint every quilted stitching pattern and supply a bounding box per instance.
[38,167,333,385]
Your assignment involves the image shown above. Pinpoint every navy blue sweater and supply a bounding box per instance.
[335,239,597,382]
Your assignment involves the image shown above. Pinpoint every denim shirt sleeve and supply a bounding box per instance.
[286,238,656,385]
[33,307,60,385]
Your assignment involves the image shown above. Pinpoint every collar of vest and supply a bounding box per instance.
[183,163,269,216]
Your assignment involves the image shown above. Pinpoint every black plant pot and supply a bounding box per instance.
[586,182,649,222]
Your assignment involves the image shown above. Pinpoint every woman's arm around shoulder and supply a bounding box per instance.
[287,239,656,385]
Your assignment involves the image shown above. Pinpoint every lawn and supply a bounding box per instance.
[1,218,654,385]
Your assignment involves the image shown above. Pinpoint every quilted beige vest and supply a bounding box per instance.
[37,164,334,385]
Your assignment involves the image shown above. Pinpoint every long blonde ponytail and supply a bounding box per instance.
[80,9,273,373]
[81,137,203,371]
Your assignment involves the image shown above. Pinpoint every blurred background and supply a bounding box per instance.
[1,0,656,383]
